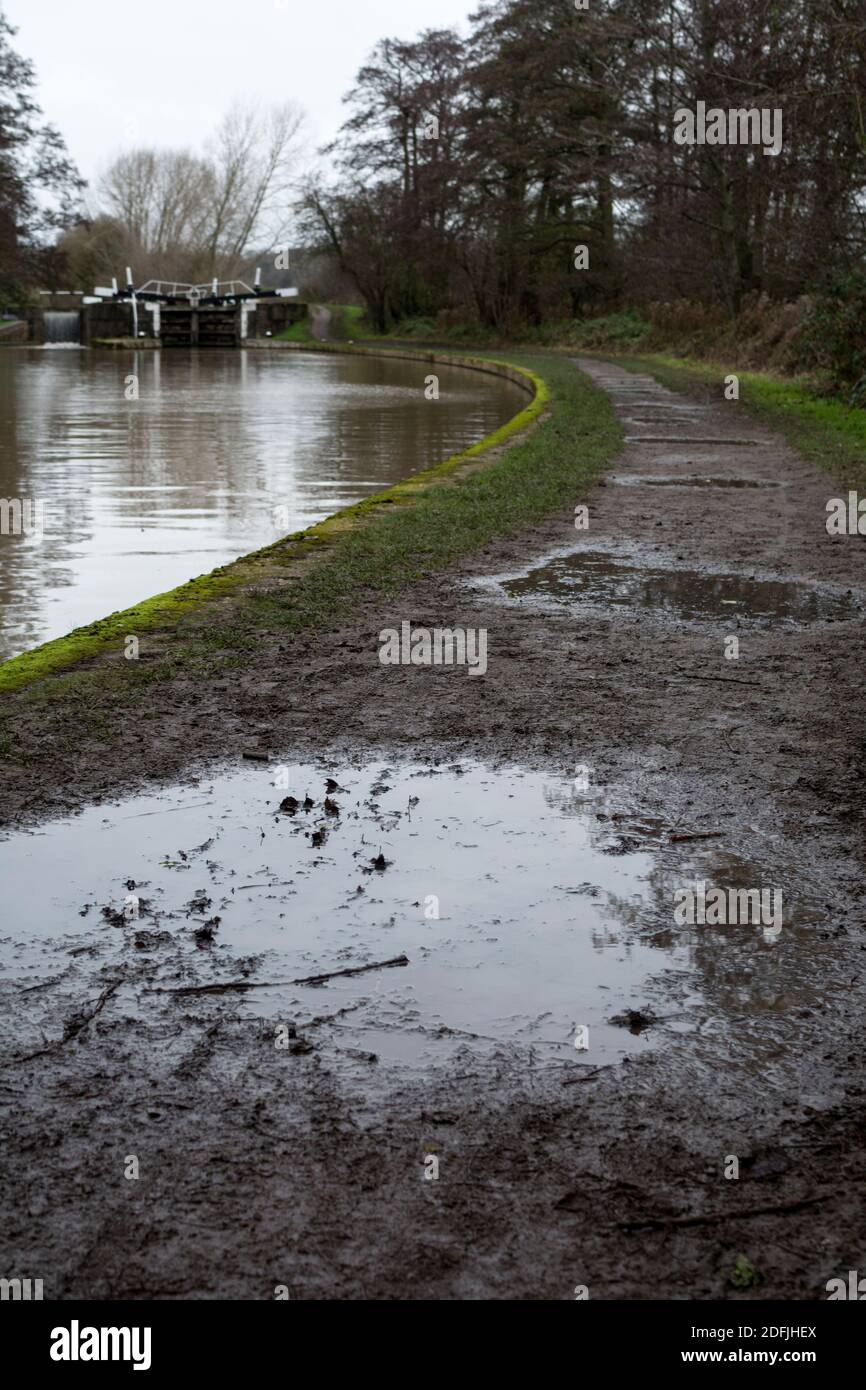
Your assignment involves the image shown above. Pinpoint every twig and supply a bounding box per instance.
[7,980,122,1064]
[150,981,268,995]
[149,954,410,996]
[291,955,410,986]
[235,881,294,890]
[668,830,725,842]
[616,1195,822,1231]
[666,675,762,688]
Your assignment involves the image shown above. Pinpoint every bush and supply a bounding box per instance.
[802,273,866,402]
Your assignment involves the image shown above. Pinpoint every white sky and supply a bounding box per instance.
[4,0,474,191]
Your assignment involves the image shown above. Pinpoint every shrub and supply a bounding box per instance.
[802,273,866,402]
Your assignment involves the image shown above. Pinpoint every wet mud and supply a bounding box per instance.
[1,357,865,1300]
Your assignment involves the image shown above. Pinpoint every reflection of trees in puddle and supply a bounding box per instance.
[543,779,664,959]
[542,776,838,1021]
[504,552,852,623]
[640,850,836,1018]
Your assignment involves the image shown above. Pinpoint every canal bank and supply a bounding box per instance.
[1,352,864,1300]
[0,345,530,662]
[0,345,549,694]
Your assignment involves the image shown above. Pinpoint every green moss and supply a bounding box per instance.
[730,1255,761,1290]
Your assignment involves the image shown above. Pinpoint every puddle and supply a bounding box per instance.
[625,435,768,446]
[609,474,780,489]
[0,759,848,1078]
[0,761,681,1069]
[624,413,711,423]
[492,550,859,624]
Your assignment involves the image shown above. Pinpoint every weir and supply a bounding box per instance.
[42,310,80,344]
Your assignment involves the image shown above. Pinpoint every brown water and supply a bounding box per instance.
[0,347,525,660]
[496,549,860,624]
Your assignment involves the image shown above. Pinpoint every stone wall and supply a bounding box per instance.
[0,319,27,343]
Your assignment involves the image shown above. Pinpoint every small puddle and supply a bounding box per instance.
[609,474,779,489]
[625,435,768,446]
[494,550,859,624]
[624,413,710,423]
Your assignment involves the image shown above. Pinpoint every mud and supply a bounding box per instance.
[1,356,865,1300]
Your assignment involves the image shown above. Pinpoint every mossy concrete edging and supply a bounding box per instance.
[0,347,548,696]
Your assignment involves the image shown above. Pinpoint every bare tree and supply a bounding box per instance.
[211,100,307,267]
[94,99,307,283]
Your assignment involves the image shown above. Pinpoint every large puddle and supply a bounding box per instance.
[492,549,860,624]
[0,759,845,1076]
[0,762,667,1068]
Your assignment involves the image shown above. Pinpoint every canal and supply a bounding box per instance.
[0,346,526,661]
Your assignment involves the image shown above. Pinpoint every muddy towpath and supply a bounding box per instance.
[1,356,864,1300]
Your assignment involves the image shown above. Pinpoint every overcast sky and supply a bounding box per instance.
[4,0,474,191]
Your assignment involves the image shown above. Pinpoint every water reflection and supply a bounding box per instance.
[499,549,859,623]
[0,758,853,1066]
[0,348,525,659]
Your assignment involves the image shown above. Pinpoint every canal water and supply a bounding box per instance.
[0,347,525,661]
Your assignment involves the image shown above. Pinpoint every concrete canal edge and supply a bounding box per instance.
[0,346,549,696]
